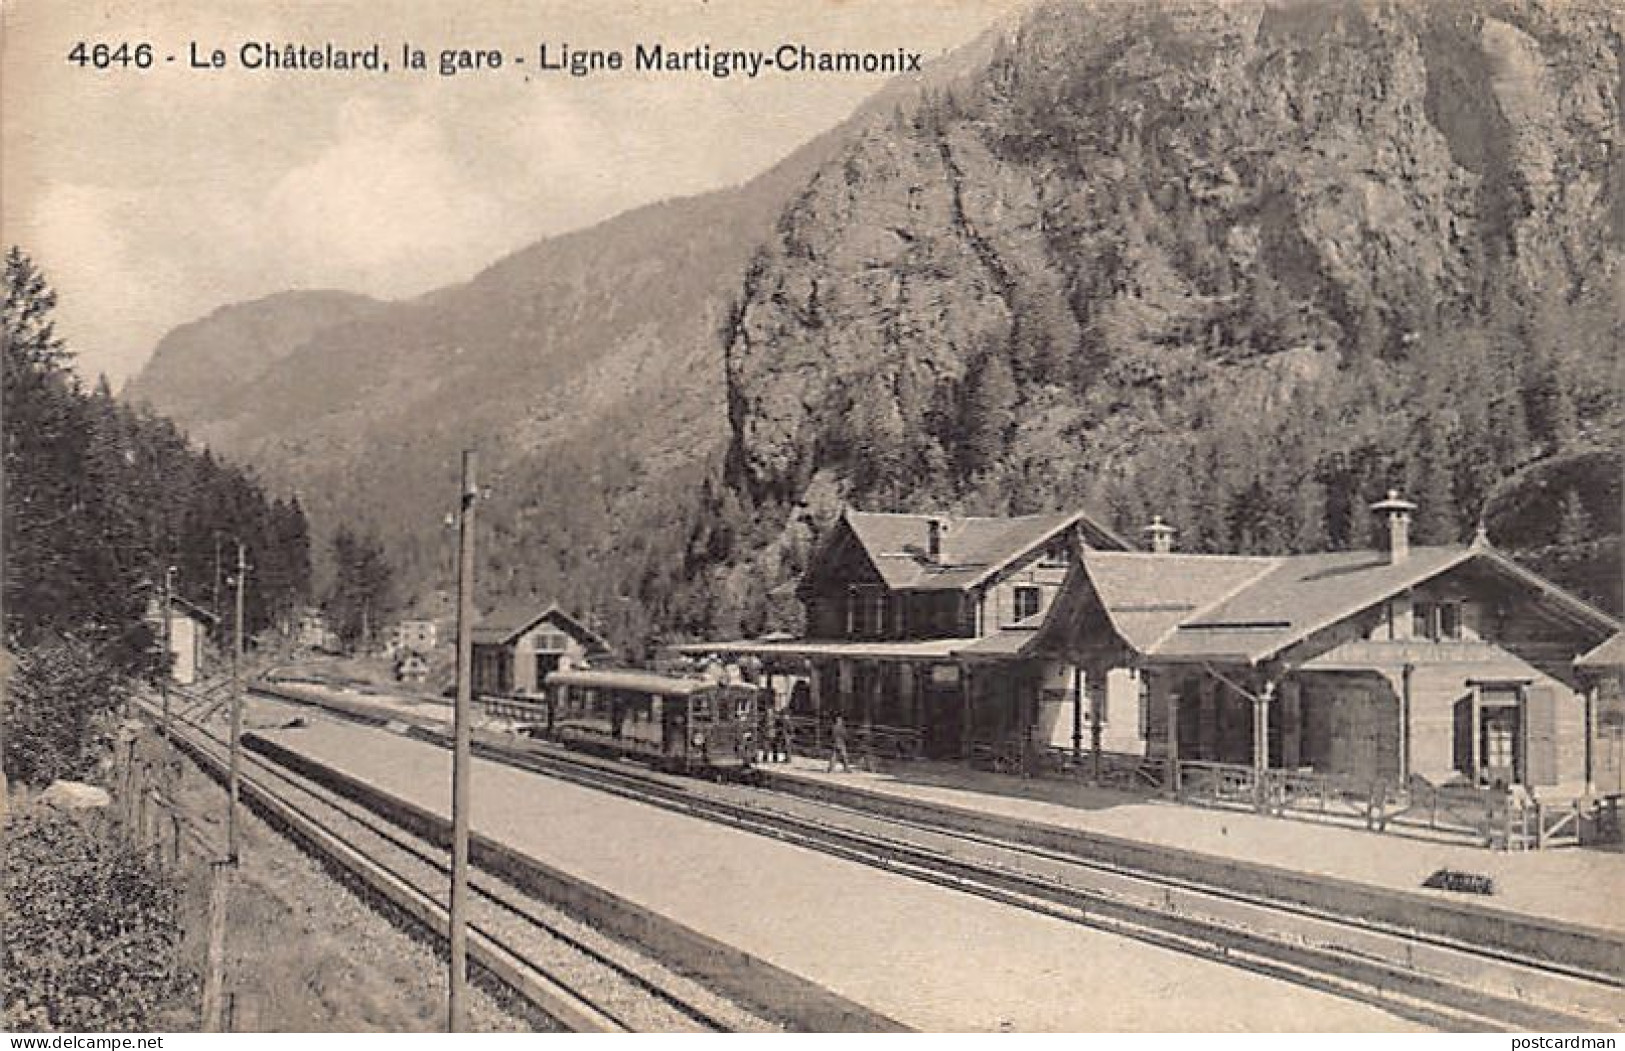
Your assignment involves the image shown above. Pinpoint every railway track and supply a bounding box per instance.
[146,689,777,1034]
[247,679,1624,1032]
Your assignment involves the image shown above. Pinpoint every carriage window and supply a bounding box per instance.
[736,697,752,720]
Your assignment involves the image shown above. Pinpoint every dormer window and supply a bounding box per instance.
[1414,601,1462,642]
[1013,585,1042,622]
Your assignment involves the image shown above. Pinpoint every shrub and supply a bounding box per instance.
[3,637,129,787]
[2,805,192,1030]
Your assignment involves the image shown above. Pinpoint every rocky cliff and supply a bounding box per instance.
[720,0,1623,624]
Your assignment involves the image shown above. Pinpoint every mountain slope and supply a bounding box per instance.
[123,290,384,428]
[127,0,1625,647]
[120,38,1003,645]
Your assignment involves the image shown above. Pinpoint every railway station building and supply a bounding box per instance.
[1023,493,1619,800]
[684,506,1135,762]
[692,495,1619,807]
[472,604,611,696]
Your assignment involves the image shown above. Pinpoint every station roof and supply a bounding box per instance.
[1038,538,1618,667]
[545,668,720,696]
[675,637,972,662]
[1578,631,1625,670]
[843,507,1126,592]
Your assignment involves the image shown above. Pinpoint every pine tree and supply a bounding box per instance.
[958,348,1019,478]
[1554,489,1592,549]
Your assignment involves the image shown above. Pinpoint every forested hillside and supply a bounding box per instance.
[4,248,312,781]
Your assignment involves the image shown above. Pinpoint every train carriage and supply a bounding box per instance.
[543,668,760,776]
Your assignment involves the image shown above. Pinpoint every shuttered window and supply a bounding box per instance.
[1523,686,1559,786]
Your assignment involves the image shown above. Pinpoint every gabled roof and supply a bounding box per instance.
[1578,631,1625,670]
[1152,547,1472,663]
[841,506,1127,592]
[470,604,610,652]
[1082,552,1277,652]
[1039,539,1618,668]
[147,594,219,625]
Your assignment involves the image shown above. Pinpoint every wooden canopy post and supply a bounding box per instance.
[1071,666,1084,772]
[1164,672,1181,796]
[1254,679,1275,813]
[809,661,824,756]
[1088,671,1105,785]
[865,660,880,771]
[960,663,973,764]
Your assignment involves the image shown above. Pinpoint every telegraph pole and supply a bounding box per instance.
[160,566,174,738]
[448,451,477,1031]
[228,540,246,864]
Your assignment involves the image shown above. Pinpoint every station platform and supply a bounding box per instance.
[761,754,1625,936]
[246,699,1418,1032]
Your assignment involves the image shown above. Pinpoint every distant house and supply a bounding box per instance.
[470,605,611,696]
[385,619,438,657]
[294,607,339,652]
[394,650,431,684]
[684,506,1130,759]
[146,595,217,686]
[1027,494,1619,798]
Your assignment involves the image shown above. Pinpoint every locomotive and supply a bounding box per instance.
[543,668,761,777]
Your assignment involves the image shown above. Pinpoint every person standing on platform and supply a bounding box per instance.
[772,709,791,762]
[828,713,851,773]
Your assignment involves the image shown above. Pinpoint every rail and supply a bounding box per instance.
[144,692,761,1032]
[242,680,1625,1028]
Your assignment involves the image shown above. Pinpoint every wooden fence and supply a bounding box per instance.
[1167,758,1607,850]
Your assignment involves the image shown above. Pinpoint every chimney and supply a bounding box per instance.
[926,517,949,562]
[1143,515,1177,554]
[1370,489,1417,564]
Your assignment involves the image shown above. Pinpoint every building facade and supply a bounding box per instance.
[147,596,215,686]
[688,507,1131,761]
[471,605,611,696]
[1028,496,1619,798]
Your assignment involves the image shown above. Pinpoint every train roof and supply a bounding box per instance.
[543,668,752,696]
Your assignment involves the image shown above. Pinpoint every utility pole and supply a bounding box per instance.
[228,540,246,865]
[160,566,174,738]
[448,451,477,1032]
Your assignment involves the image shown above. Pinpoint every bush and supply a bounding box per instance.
[2,805,192,1030]
[3,637,129,787]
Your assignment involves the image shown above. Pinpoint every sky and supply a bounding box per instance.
[1,0,1028,385]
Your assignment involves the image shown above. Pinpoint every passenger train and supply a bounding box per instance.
[542,668,762,777]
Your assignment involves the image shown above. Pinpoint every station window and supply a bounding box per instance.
[1013,586,1042,622]
[851,590,887,638]
[1414,601,1463,642]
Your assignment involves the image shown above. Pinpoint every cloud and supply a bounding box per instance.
[25,183,190,383]
[263,96,509,298]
